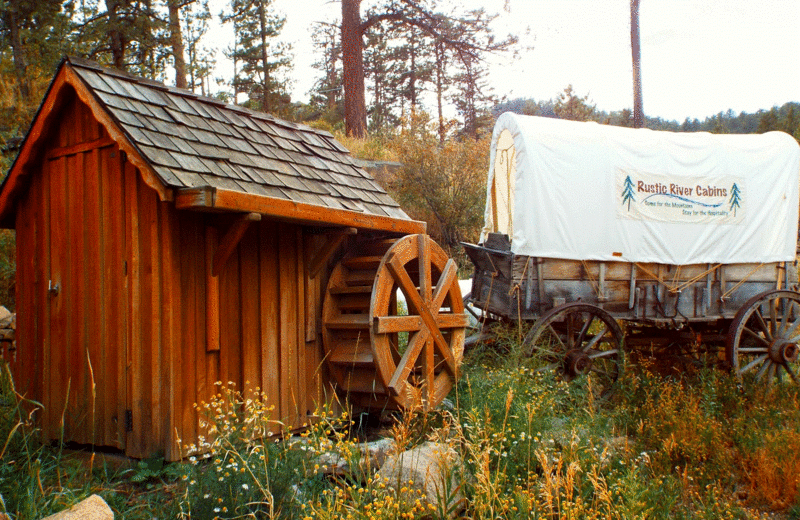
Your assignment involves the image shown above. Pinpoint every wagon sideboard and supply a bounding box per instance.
[0,57,426,460]
[465,241,796,324]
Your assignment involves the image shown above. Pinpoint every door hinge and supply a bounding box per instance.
[124,409,133,432]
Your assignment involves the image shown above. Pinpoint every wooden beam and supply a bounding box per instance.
[308,227,357,278]
[175,186,426,235]
[46,136,115,160]
[212,212,261,277]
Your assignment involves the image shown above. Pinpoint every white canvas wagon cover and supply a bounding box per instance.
[481,112,800,265]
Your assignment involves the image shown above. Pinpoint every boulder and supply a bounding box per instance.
[376,441,466,517]
[40,495,113,520]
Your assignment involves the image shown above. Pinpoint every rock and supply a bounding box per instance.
[0,306,11,328]
[40,495,113,520]
[314,438,397,476]
[376,441,466,517]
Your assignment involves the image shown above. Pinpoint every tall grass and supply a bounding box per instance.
[5,331,800,519]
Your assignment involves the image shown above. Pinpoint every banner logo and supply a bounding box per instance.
[617,170,744,224]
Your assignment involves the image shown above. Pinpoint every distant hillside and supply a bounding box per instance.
[495,98,800,140]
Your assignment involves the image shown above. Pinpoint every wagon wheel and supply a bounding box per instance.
[522,302,624,398]
[322,234,467,411]
[727,290,800,388]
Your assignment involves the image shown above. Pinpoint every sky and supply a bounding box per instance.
[209,0,799,123]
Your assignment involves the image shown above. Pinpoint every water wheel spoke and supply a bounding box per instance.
[417,234,432,301]
[739,354,768,376]
[375,315,425,334]
[388,327,429,395]
[323,234,465,412]
[432,259,458,309]
[386,254,455,372]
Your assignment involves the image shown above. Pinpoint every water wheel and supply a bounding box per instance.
[322,234,467,411]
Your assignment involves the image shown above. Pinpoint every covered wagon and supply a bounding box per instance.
[464,113,800,393]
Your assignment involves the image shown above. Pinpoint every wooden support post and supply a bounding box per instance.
[212,212,261,277]
[307,227,357,278]
[629,264,637,310]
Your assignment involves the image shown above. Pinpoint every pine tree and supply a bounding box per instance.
[729,183,741,216]
[622,175,635,210]
[222,0,292,115]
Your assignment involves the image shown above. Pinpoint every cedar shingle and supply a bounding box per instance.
[68,59,409,222]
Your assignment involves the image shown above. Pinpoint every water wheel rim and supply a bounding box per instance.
[370,234,466,410]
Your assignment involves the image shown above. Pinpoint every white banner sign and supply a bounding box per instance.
[617,169,745,224]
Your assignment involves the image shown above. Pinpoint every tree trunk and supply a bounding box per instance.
[6,0,30,101]
[630,0,644,128]
[168,0,187,89]
[257,0,271,112]
[341,0,367,137]
[435,40,445,144]
[105,0,126,69]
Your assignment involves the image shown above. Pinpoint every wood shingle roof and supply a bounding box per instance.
[65,57,408,220]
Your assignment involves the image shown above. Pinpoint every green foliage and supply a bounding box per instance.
[554,85,597,122]
[222,0,293,116]
[383,113,488,252]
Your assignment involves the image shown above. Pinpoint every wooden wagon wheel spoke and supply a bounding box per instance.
[741,327,771,348]
[728,291,800,389]
[779,300,797,334]
[589,348,620,359]
[738,354,769,375]
[752,307,774,341]
[785,363,800,383]
[582,325,610,353]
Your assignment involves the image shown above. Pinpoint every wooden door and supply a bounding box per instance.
[43,142,129,451]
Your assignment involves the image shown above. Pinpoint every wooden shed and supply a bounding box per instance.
[0,57,436,460]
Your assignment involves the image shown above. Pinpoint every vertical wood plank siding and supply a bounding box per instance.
[7,91,329,460]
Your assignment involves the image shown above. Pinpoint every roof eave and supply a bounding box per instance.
[0,60,170,227]
[175,186,426,235]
